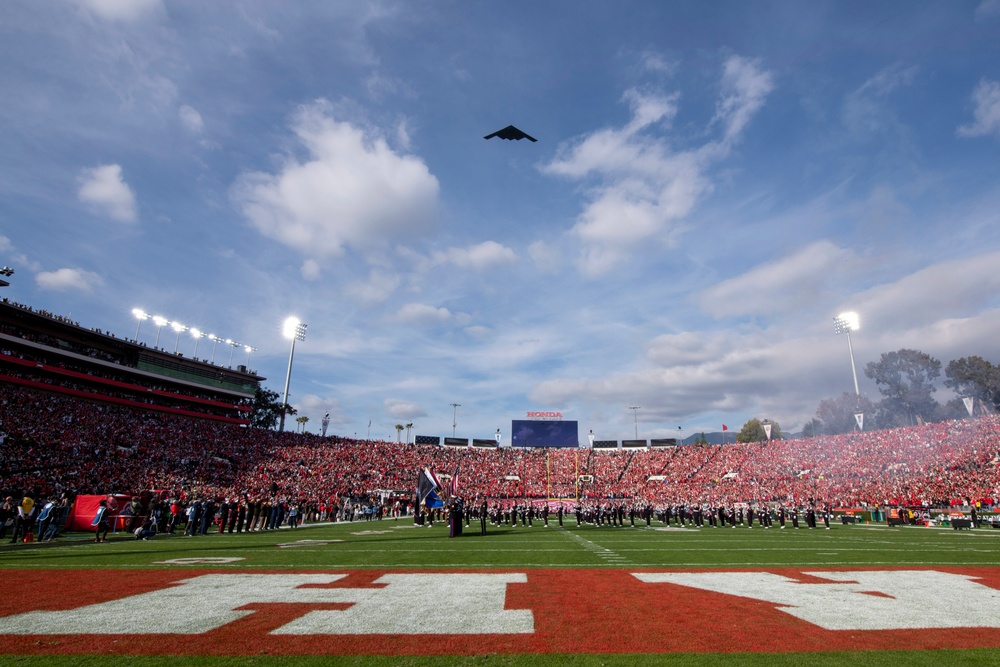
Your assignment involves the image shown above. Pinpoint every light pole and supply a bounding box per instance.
[171,321,187,353]
[152,316,168,348]
[208,334,221,363]
[189,328,204,358]
[450,403,461,437]
[132,309,149,342]
[629,406,640,439]
[226,339,238,368]
[279,317,307,432]
[833,312,861,403]
[244,345,256,368]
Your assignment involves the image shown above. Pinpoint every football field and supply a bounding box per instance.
[2,518,1000,665]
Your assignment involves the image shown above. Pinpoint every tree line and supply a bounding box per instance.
[749,350,999,441]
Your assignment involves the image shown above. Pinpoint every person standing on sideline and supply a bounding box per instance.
[92,499,110,543]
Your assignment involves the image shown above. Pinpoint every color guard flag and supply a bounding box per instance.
[445,465,460,498]
[722,424,728,431]
[417,468,444,508]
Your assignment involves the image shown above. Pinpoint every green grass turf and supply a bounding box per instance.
[1,519,999,570]
[2,520,1000,666]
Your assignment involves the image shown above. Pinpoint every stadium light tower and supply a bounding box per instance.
[279,317,308,432]
[132,309,149,342]
[152,315,168,348]
[833,312,861,403]
[226,339,238,368]
[450,403,461,437]
[189,328,205,358]
[629,406,640,439]
[171,321,187,353]
[244,345,256,367]
[208,334,221,363]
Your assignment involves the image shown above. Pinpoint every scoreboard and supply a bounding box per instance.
[510,420,579,448]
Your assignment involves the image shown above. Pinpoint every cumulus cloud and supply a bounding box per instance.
[542,56,773,276]
[232,99,439,262]
[699,240,856,318]
[384,398,427,420]
[76,0,163,22]
[433,240,517,270]
[957,79,1000,139]
[77,164,138,223]
[179,105,204,133]
[395,302,451,326]
[36,267,105,293]
[531,246,1000,429]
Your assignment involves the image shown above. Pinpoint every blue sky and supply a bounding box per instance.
[2,1,1000,443]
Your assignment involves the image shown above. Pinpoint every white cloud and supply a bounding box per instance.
[975,0,1000,19]
[345,270,401,305]
[232,99,439,261]
[384,398,427,420]
[527,240,561,272]
[543,56,773,276]
[851,250,1000,333]
[464,325,492,339]
[179,105,204,133]
[842,64,918,135]
[35,267,105,293]
[712,55,775,145]
[300,259,321,281]
[434,241,517,270]
[639,50,677,77]
[76,0,163,22]
[395,302,451,325]
[77,164,138,223]
[296,394,349,428]
[957,79,1000,139]
[699,240,856,318]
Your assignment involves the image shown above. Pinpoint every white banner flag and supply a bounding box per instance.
[963,397,975,417]
[763,423,772,440]
[854,412,864,431]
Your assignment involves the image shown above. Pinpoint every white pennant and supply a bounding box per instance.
[963,396,975,417]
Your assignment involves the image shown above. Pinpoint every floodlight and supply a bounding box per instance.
[833,312,861,401]
[279,316,308,431]
[834,311,860,334]
[132,309,150,341]
[152,315,168,347]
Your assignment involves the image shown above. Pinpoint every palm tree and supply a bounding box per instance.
[395,423,404,442]
[405,422,414,443]
[296,415,309,433]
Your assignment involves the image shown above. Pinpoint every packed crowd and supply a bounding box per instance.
[1,384,998,532]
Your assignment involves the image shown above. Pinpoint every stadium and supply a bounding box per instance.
[2,297,1000,665]
[4,3,1000,665]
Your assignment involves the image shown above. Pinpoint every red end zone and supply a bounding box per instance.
[2,567,1000,656]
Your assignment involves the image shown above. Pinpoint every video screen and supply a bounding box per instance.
[510,420,579,448]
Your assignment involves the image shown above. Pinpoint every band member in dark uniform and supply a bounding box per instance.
[480,500,487,535]
[449,498,463,537]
